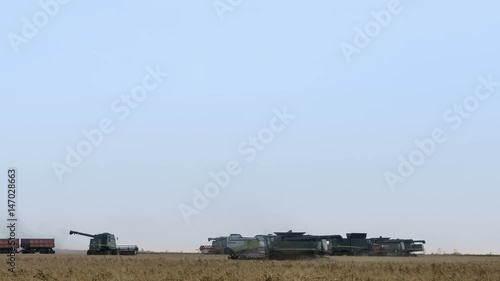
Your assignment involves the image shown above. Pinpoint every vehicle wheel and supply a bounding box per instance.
[269,252,285,260]
[299,252,315,260]
[341,251,350,256]
[358,250,370,257]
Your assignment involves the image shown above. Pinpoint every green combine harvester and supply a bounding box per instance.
[328,233,371,256]
[327,233,426,256]
[220,231,330,260]
[368,237,426,256]
[69,230,138,255]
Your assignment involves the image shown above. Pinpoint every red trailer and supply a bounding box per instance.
[0,239,19,253]
[21,239,55,254]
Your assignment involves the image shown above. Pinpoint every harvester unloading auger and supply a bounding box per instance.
[69,230,138,255]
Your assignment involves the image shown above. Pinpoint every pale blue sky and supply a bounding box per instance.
[1,0,499,254]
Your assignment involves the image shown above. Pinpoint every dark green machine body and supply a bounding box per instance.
[226,231,330,260]
[268,231,329,259]
[212,231,425,258]
[327,234,426,256]
[88,232,117,255]
[69,231,117,255]
[328,233,371,256]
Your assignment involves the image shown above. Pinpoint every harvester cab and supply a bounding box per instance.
[89,233,117,254]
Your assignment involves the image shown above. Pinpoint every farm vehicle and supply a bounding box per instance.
[328,233,371,256]
[203,231,331,260]
[0,238,55,254]
[327,233,426,256]
[368,237,426,256]
[266,231,331,260]
[201,231,426,258]
[21,239,56,254]
[199,234,265,256]
[69,230,138,255]
[199,235,235,254]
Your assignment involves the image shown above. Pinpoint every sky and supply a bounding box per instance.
[0,0,499,254]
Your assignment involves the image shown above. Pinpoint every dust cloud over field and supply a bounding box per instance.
[2,254,499,281]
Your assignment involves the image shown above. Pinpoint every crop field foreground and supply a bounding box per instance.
[1,254,500,281]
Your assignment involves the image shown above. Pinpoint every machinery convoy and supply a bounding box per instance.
[69,230,139,255]
[200,231,329,260]
[199,231,426,260]
[1,229,424,259]
[368,237,426,257]
[0,238,55,254]
[328,233,426,257]
[0,230,139,255]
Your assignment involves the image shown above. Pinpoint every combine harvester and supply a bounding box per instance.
[327,233,371,256]
[203,231,331,260]
[327,233,426,257]
[199,236,228,254]
[202,232,426,258]
[368,237,426,257]
[199,234,259,255]
[69,230,138,255]
[265,231,332,260]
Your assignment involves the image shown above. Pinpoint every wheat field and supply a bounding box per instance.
[1,254,499,281]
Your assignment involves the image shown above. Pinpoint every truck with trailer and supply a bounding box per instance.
[1,238,55,254]
[21,239,55,254]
